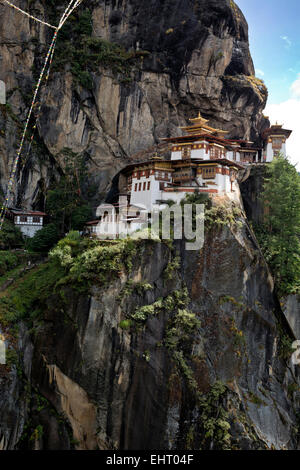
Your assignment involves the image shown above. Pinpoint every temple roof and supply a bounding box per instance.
[162,132,233,147]
[8,209,46,216]
[180,112,228,136]
[192,158,245,170]
[120,158,173,174]
[262,124,292,139]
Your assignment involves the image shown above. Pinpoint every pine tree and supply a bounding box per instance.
[258,155,300,295]
[45,149,92,234]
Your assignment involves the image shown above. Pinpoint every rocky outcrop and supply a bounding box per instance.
[240,164,267,224]
[0,0,269,210]
[0,204,298,450]
[2,1,296,452]
[0,324,32,450]
[282,295,300,340]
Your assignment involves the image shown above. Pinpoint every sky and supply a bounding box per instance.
[235,0,300,167]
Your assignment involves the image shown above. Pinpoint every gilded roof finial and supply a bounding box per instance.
[152,151,162,160]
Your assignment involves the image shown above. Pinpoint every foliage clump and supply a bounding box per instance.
[50,235,139,289]
[254,155,300,295]
[0,220,24,250]
[205,204,242,229]
[0,250,19,276]
[223,75,268,103]
[0,235,140,330]
[197,381,231,450]
[0,260,65,328]
[26,223,60,253]
[130,288,190,325]
[52,9,150,88]
[45,148,92,236]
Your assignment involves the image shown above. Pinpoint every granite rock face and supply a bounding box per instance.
[0,209,299,450]
[1,1,297,452]
[281,295,300,340]
[0,0,269,209]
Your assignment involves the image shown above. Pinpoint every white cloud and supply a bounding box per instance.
[265,99,300,168]
[290,73,300,98]
[256,69,265,77]
[280,35,292,48]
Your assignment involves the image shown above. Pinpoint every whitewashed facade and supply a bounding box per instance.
[85,114,293,238]
[9,210,46,238]
[262,124,291,162]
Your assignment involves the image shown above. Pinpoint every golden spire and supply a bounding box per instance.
[152,151,162,161]
[180,111,228,136]
[188,111,209,126]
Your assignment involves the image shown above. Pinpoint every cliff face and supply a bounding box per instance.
[0,0,269,209]
[1,206,299,450]
[240,166,300,343]
[2,1,296,452]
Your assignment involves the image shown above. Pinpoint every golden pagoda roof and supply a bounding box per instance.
[188,112,209,126]
[180,111,228,136]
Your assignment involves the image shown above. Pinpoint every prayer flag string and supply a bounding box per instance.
[0,0,57,29]
[0,0,84,229]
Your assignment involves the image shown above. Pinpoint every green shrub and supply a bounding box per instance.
[50,236,139,291]
[26,223,60,253]
[119,319,132,330]
[0,220,24,249]
[71,205,93,230]
[254,155,300,296]
[51,9,150,88]
[0,260,65,327]
[0,251,19,276]
[45,149,91,233]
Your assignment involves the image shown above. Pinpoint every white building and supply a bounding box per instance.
[8,209,46,238]
[262,124,292,162]
[85,112,293,238]
[166,113,260,164]
[85,203,148,238]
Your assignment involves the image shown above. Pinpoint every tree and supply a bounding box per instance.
[257,155,300,295]
[26,223,60,253]
[71,204,93,231]
[45,149,92,234]
[0,220,24,250]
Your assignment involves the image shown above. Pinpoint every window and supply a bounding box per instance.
[143,182,146,191]
[134,183,137,191]
[147,181,150,190]
[210,147,221,159]
[202,167,216,179]
[33,216,40,223]
[20,216,27,223]
[272,138,283,150]
[138,183,142,191]
[182,146,191,159]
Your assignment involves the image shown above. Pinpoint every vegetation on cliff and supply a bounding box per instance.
[51,9,150,88]
[0,232,146,334]
[0,220,23,250]
[254,156,300,296]
[45,149,92,234]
